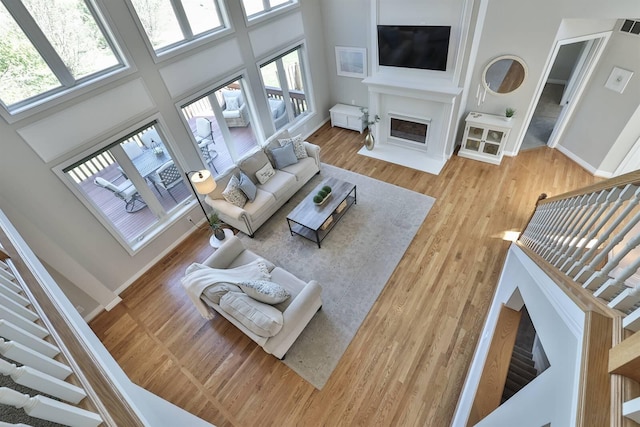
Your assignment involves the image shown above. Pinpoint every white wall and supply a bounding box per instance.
[320,0,371,108]
[548,42,584,83]
[560,27,640,174]
[0,0,331,317]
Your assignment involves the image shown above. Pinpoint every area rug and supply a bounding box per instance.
[237,164,435,389]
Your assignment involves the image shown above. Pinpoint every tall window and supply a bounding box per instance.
[128,0,226,54]
[60,123,190,252]
[241,0,294,20]
[259,46,309,130]
[180,78,259,176]
[0,0,124,112]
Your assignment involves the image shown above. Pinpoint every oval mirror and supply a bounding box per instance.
[482,55,527,95]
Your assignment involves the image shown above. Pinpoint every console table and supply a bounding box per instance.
[458,112,512,165]
[329,104,365,133]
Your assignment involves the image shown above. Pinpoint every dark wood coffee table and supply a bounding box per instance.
[286,177,356,248]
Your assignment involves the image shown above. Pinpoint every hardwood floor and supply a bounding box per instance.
[89,123,601,426]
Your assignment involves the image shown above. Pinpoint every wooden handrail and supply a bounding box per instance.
[0,229,145,426]
[538,171,640,205]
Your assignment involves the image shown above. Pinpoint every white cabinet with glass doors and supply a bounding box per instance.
[458,112,512,165]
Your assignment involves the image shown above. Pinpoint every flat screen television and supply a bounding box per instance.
[377,25,451,71]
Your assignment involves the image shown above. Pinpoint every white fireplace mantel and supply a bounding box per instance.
[361,74,463,175]
[363,75,462,104]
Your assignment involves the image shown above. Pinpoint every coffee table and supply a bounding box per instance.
[286,177,356,248]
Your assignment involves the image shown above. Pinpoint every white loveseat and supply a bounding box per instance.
[204,131,320,237]
[196,236,322,359]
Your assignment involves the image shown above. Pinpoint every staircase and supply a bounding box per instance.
[502,345,538,403]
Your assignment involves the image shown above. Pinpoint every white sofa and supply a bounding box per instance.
[198,236,322,359]
[204,130,320,237]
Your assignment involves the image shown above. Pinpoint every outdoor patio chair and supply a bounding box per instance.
[195,118,215,144]
[94,177,145,213]
[150,161,184,203]
[198,140,218,173]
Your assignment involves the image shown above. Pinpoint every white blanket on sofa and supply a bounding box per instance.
[181,259,271,319]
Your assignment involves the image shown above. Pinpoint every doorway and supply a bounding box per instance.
[516,33,610,153]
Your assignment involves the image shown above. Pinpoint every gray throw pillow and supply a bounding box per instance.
[269,143,298,169]
[238,279,291,304]
[238,172,257,202]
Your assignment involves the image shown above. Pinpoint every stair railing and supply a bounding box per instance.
[517,170,640,424]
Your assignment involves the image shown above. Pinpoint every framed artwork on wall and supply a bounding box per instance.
[604,67,634,94]
[335,46,367,78]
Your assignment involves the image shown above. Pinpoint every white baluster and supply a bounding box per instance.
[0,359,86,404]
[0,293,38,322]
[0,282,29,307]
[0,339,72,380]
[0,320,59,358]
[0,268,16,282]
[550,191,605,265]
[0,387,102,427]
[0,275,22,295]
[556,188,627,270]
[0,305,48,339]
[541,194,590,260]
[578,212,640,287]
[531,200,568,253]
[608,285,640,313]
[623,307,640,332]
[522,204,554,249]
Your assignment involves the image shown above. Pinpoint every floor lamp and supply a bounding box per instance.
[185,169,217,228]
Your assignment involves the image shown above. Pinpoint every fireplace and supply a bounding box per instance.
[388,113,430,151]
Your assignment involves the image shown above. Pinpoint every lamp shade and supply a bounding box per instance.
[190,170,217,194]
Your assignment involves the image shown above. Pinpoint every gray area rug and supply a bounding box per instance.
[237,164,435,389]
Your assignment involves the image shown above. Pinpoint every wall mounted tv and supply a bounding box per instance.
[377,25,451,71]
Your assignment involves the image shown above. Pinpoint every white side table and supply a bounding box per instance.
[209,228,234,248]
[329,104,365,133]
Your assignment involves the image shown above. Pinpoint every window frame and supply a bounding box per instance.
[0,0,131,123]
[258,42,314,133]
[124,0,233,62]
[177,71,264,171]
[53,116,195,255]
[240,0,298,26]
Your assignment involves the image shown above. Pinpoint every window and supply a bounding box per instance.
[128,0,226,54]
[241,0,295,20]
[0,0,124,112]
[180,78,259,176]
[60,122,191,252]
[259,46,310,130]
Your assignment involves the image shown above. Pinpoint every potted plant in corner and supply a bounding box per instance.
[208,211,226,241]
[505,107,516,122]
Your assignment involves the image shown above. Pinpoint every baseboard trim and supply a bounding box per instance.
[556,144,599,175]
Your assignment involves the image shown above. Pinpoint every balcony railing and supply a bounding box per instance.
[518,170,640,425]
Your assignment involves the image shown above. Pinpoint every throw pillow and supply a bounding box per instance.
[220,292,284,337]
[238,172,257,202]
[269,143,298,169]
[238,280,291,304]
[278,134,308,159]
[238,150,271,185]
[202,283,242,304]
[222,174,247,208]
[225,96,239,111]
[255,162,276,184]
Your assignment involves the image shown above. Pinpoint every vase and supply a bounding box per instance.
[364,128,375,151]
[214,228,226,240]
